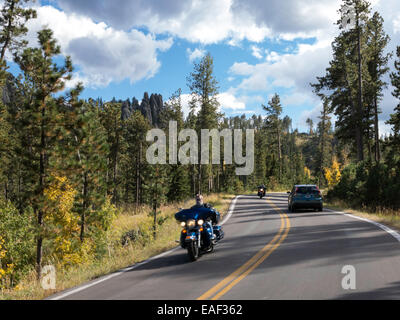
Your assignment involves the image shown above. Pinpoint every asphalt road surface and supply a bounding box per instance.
[50,193,400,300]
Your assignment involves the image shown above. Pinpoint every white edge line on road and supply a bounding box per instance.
[326,208,400,243]
[49,195,240,300]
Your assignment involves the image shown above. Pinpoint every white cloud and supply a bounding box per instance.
[228,35,334,111]
[379,120,393,138]
[265,51,280,63]
[299,103,322,129]
[145,0,271,44]
[251,45,263,59]
[54,0,343,45]
[179,93,195,119]
[187,48,206,62]
[217,92,246,110]
[178,91,246,119]
[394,13,400,34]
[233,46,325,91]
[56,0,271,45]
[282,92,315,107]
[25,5,173,87]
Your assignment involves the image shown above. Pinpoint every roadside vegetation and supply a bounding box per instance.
[0,193,234,300]
[325,198,400,231]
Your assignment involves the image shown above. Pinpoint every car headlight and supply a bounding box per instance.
[180,221,186,227]
[197,219,204,226]
[187,219,196,228]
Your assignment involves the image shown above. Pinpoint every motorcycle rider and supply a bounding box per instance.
[191,194,220,241]
[258,184,266,196]
[175,194,221,248]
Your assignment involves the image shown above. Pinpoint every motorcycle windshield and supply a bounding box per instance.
[175,209,200,222]
[175,207,214,222]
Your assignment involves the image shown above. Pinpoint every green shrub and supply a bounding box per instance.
[0,201,35,288]
[327,161,400,211]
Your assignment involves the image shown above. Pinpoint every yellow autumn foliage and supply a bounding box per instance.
[0,237,5,281]
[44,175,88,267]
[44,175,78,232]
[304,166,311,179]
[54,236,92,267]
[0,236,5,260]
[0,237,14,284]
[324,159,341,187]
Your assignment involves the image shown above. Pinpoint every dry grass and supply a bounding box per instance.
[325,199,400,233]
[0,193,234,300]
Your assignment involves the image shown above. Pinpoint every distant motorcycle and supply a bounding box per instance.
[258,186,266,199]
[175,207,224,261]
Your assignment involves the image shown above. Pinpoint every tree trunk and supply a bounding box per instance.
[0,1,15,62]
[4,182,8,201]
[80,173,88,242]
[135,143,141,213]
[36,234,43,281]
[37,105,46,281]
[366,104,372,162]
[356,10,364,162]
[318,122,326,187]
[198,162,202,194]
[343,50,363,163]
[192,164,196,196]
[153,197,157,240]
[374,97,381,163]
[277,125,282,182]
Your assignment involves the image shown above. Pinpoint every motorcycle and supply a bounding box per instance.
[258,187,266,199]
[176,216,224,261]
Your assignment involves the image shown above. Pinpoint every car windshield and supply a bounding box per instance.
[296,186,319,194]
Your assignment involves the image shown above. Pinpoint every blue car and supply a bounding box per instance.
[287,185,323,212]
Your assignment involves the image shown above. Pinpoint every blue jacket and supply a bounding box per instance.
[175,204,220,225]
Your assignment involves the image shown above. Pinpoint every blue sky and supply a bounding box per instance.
[10,0,400,133]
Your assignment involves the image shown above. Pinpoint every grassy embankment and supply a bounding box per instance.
[0,193,235,300]
[324,198,400,232]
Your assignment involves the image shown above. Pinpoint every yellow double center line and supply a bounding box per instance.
[197,198,290,300]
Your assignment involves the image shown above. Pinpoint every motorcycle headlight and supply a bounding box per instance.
[187,219,196,228]
[180,221,186,227]
[197,219,204,226]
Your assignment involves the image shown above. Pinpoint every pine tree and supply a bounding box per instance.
[0,0,36,63]
[313,0,372,163]
[315,99,333,186]
[120,110,150,209]
[306,118,314,135]
[365,11,390,163]
[263,94,283,182]
[160,89,190,202]
[253,127,267,186]
[13,28,77,279]
[99,101,123,204]
[386,47,400,164]
[342,0,371,162]
[0,1,36,200]
[0,102,10,200]
[60,100,109,242]
[187,53,221,194]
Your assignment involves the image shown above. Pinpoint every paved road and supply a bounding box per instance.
[50,193,400,300]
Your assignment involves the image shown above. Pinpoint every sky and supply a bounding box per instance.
[8,0,400,134]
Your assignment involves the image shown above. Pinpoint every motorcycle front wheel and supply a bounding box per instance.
[187,241,200,261]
